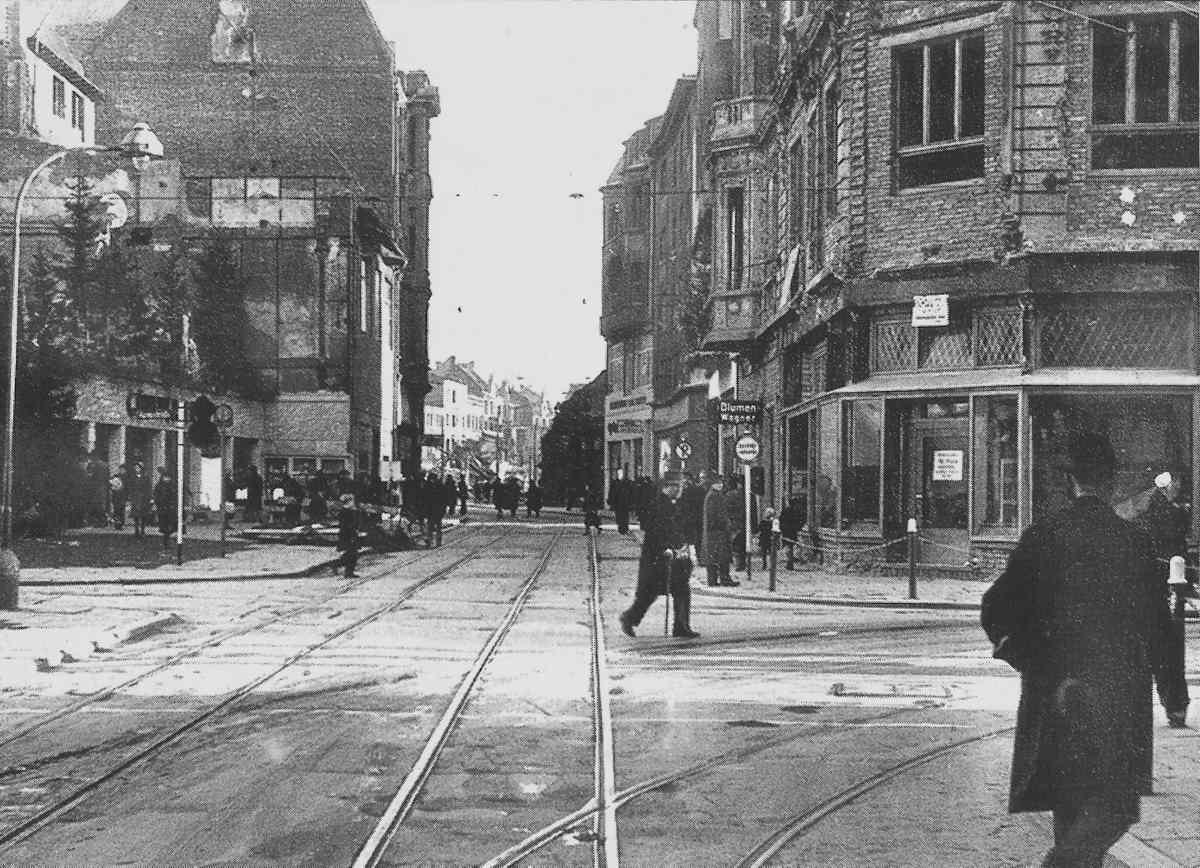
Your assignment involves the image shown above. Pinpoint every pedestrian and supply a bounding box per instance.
[725,473,749,573]
[618,472,698,639]
[677,471,708,559]
[493,475,505,519]
[757,507,776,569]
[779,496,804,570]
[981,431,1170,867]
[244,465,263,524]
[305,485,328,524]
[506,476,521,518]
[152,467,177,549]
[126,461,152,538]
[424,470,446,547]
[109,464,127,531]
[526,478,543,518]
[335,493,361,578]
[442,474,458,525]
[583,484,602,535]
[457,475,469,517]
[702,475,737,587]
[608,469,633,534]
[1145,469,1192,728]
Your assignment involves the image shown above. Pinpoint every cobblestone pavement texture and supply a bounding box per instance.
[1,511,1195,866]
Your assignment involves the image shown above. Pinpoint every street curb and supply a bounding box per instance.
[693,587,980,611]
[1107,834,1186,868]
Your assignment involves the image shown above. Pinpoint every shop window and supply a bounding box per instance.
[1091,14,1199,169]
[786,414,811,523]
[1039,301,1193,369]
[973,395,1018,532]
[1032,395,1191,523]
[893,33,985,187]
[974,309,1023,366]
[782,345,804,405]
[842,400,881,528]
[816,405,839,529]
[873,319,916,372]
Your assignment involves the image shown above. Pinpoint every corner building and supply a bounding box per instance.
[698,0,1198,569]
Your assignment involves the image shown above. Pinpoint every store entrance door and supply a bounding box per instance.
[909,418,970,566]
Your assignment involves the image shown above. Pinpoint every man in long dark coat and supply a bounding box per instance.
[608,469,633,534]
[618,472,698,639]
[702,475,736,587]
[982,432,1169,866]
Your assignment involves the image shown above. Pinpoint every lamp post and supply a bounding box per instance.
[0,123,163,609]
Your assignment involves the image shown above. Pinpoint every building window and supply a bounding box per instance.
[842,400,881,528]
[359,262,370,334]
[606,202,621,241]
[893,33,985,187]
[816,405,839,529]
[804,109,823,269]
[70,92,85,131]
[872,319,916,372]
[973,395,1018,532]
[824,81,839,218]
[725,186,744,291]
[52,77,66,118]
[918,317,972,369]
[789,137,804,244]
[1091,14,1199,169]
[1039,299,1193,369]
[608,342,625,395]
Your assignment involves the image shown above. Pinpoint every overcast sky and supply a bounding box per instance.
[377,0,698,402]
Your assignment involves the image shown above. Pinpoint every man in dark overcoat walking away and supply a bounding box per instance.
[982,432,1170,867]
[608,468,633,534]
[244,465,263,524]
[618,472,698,639]
[702,475,736,587]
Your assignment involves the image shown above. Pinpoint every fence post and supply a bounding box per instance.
[769,517,779,593]
[907,518,918,600]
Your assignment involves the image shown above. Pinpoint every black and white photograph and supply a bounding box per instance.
[0,1,1197,865]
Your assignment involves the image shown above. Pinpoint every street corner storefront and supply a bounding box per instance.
[605,392,652,495]
[780,369,1200,574]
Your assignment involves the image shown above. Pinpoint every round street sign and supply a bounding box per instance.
[735,435,760,463]
[675,441,692,460]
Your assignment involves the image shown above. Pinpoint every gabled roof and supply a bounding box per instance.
[87,0,393,69]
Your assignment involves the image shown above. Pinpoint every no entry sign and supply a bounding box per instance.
[735,435,760,463]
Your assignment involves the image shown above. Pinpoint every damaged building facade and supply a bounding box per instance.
[0,0,438,509]
[605,0,1198,570]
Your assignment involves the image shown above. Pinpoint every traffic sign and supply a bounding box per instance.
[214,404,234,428]
[735,435,760,463]
[675,441,692,460]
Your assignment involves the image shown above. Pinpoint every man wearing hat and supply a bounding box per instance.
[1145,469,1192,728]
[982,431,1170,867]
[335,493,361,578]
[618,471,698,639]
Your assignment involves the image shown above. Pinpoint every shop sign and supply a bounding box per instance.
[735,435,761,463]
[932,450,964,481]
[912,294,949,327]
[607,419,644,435]
[125,391,176,421]
[718,400,762,426]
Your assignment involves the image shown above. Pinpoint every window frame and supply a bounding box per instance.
[891,31,986,188]
[69,91,85,132]
[1089,13,1199,172]
[51,76,66,119]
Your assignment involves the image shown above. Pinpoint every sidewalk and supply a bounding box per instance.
[692,561,1200,868]
[1,520,343,678]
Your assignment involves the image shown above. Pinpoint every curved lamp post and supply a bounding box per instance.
[0,123,163,609]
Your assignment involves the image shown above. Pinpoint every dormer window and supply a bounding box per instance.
[1091,14,1198,169]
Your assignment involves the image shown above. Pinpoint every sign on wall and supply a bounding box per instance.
[912,294,950,327]
[932,450,964,481]
[717,400,762,426]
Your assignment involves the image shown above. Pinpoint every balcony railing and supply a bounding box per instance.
[711,97,772,146]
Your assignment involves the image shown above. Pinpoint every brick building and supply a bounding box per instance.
[603,0,1198,571]
[703,0,1198,570]
[0,0,438,509]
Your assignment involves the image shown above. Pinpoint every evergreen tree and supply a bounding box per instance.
[190,232,267,397]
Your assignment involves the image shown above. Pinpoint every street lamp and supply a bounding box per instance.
[0,123,163,609]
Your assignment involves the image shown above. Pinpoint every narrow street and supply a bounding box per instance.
[9,517,1187,867]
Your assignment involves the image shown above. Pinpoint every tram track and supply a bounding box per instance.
[0,524,491,753]
[351,527,567,867]
[0,525,512,851]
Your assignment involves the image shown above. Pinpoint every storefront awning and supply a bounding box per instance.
[831,368,1200,397]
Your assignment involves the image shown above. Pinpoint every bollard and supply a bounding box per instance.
[907,518,918,600]
[769,532,778,593]
[0,548,18,610]
[1166,556,1188,720]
